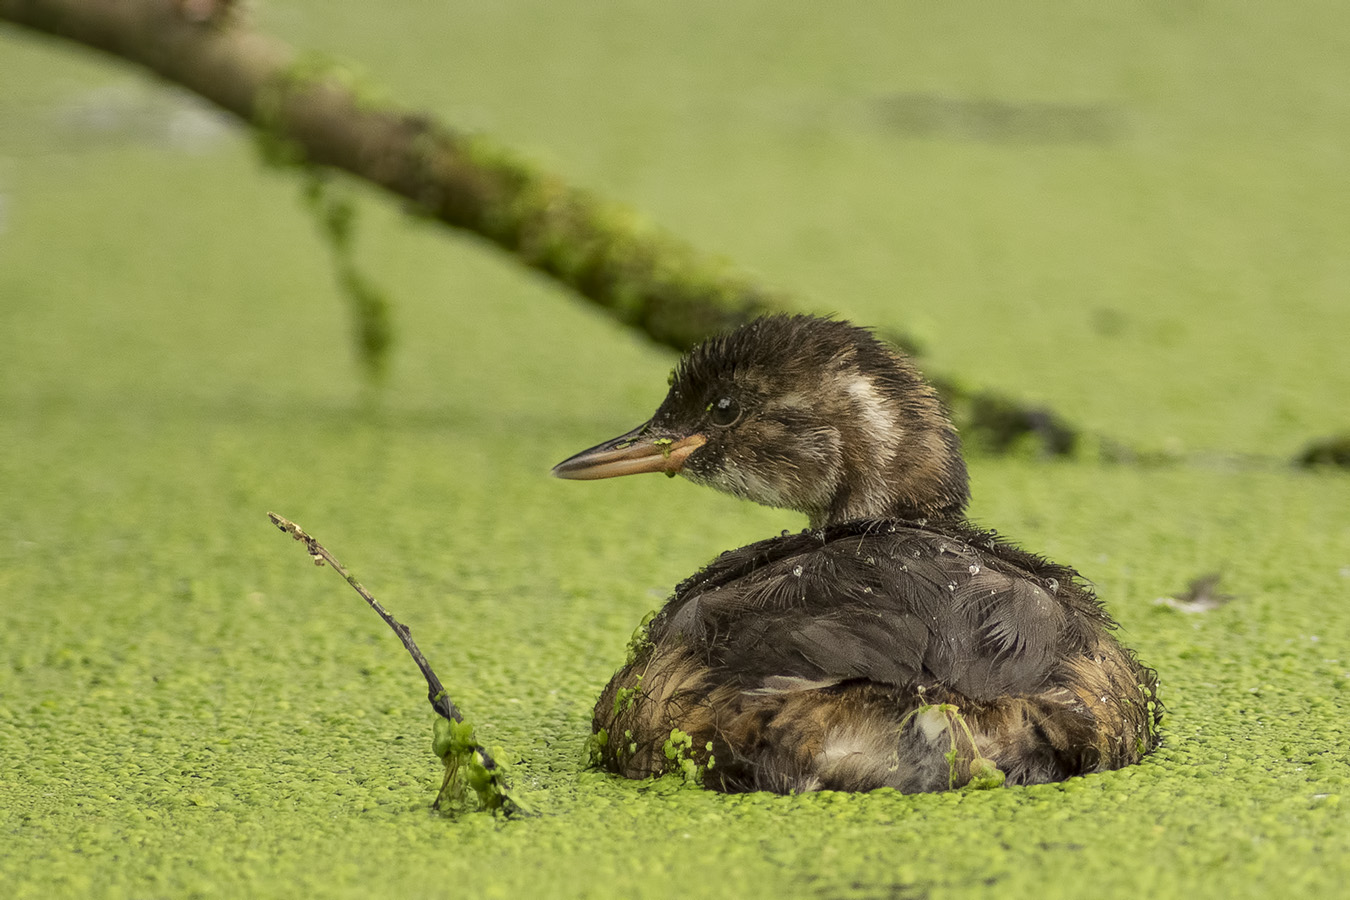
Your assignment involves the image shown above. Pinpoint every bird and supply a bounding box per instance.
[552,314,1161,794]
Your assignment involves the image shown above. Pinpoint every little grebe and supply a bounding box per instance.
[554,314,1160,793]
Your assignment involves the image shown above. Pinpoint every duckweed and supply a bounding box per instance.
[3,3,1350,898]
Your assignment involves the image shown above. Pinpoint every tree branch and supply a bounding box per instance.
[0,0,783,352]
[0,0,1087,455]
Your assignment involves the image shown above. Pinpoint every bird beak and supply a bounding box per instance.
[551,423,708,480]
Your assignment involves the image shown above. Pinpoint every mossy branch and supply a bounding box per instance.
[0,0,783,353]
[266,512,522,816]
[23,0,1344,466]
[0,0,1099,457]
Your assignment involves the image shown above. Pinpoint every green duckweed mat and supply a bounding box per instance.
[2,2,1348,897]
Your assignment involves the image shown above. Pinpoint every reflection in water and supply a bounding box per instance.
[53,83,235,151]
[0,81,236,156]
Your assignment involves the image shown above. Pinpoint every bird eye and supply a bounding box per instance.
[708,396,740,427]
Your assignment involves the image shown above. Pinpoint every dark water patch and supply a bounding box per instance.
[1297,434,1350,470]
[874,93,1124,144]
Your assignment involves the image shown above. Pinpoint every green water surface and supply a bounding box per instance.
[2,2,1348,897]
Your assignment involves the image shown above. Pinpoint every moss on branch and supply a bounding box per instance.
[1,0,1089,456]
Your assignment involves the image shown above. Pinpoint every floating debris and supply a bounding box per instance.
[1155,572,1234,614]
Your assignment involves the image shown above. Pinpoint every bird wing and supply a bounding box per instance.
[658,526,1087,701]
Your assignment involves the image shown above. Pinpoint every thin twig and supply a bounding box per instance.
[266,511,520,815]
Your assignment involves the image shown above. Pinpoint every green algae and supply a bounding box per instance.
[660,728,698,782]
[623,610,657,666]
[430,717,517,814]
[254,54,398,384]
[298,171,394,384]
[901,704,1009,792]
[3,2,1350,898]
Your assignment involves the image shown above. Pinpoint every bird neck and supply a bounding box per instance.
[811,438,969,528]
[810,375,970,529]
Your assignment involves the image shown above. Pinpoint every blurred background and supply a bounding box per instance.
[5,2,1349,454]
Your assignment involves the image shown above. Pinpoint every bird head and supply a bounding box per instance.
[552,314,969,528]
